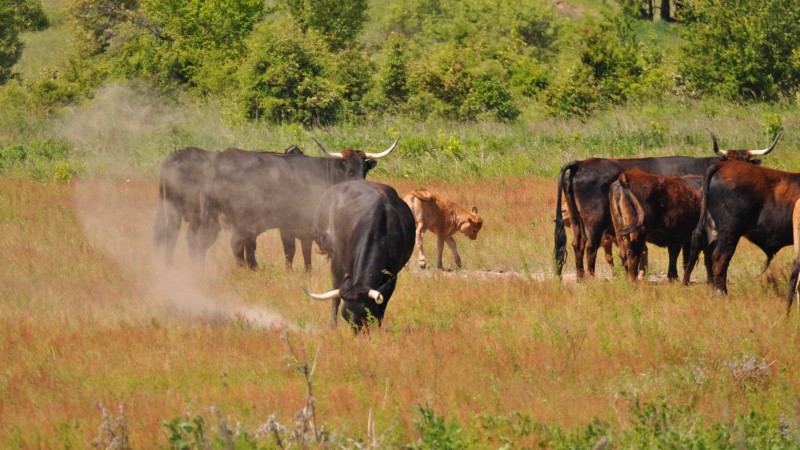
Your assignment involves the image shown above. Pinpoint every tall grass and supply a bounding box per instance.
[2,169,800,446]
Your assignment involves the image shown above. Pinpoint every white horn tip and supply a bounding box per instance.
[368,290,384,304]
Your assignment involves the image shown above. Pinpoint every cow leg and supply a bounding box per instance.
[572,228,586,279]
[638,245,648,281]
[300,239,313,272]
[415,223,427,269]
[436,236,446,269]
[329,265,346,329]
[230,232,247,268]
[666,244,681,281]
[162,203,181,266]
[585,227,607,277]
[280,229,296,271]
[186,213,204,263]
[445,236,462,268]
[602,234,614,268]
[710,237,740,294]
[703,244,714,285]
[244,235,258,270]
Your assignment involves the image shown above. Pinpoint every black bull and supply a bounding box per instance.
[202,139,398,270]
[153,145,303,266]
[553,132,781,278]
[301,180,415,330]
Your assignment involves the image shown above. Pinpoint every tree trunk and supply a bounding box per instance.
[660,0,673,21]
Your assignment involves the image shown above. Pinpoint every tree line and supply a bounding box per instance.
[2,0,800,125]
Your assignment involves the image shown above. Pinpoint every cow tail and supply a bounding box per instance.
[683,163,722,285]
[786,258,800,318]
[554,161,578,276]
[153,174,167,248]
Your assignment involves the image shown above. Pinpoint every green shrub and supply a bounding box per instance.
[237,20,341,124]
[411,405,472,450]
[282,0,368,51]
[679,0,800,101]
[0,139,79,181]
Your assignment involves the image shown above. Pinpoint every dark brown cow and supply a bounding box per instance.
[203,139,398,270]
[609,170,703,281]
[301,181,415,331]
[555,132,781,279]
[684,155,799,294]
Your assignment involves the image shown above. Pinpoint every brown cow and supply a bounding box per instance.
[609,170,703,281]
[403,189,483,269]
[684,156,799,294]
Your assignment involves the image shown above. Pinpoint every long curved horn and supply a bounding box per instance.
[747,131,782,156]
[300,285,340,301]
[368,289,384,305]
[364,137,400,159]
[706,128,724,156]
[312,137,343,158]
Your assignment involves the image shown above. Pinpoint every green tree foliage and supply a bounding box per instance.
[0,4,23,85]
[75,0,264,92]
[679,0,800,100]
[237,20,340,124]
[544,14,666,117]
[282,0,368,51]
[379,37,410,105]
[0,0,49,84]
[69,0,138,56]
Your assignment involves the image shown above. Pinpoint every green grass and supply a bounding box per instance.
[13,0,73,82]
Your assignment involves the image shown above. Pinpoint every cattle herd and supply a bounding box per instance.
[554,130,800,315]
[153,138,483,331]
[154,130,800,331]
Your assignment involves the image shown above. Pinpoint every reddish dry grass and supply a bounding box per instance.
[1,176,800,447]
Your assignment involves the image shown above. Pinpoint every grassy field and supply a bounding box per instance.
[5,0,800,447]
[3,163,800,447]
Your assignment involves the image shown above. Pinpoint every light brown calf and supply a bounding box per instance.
[403,189,483,269]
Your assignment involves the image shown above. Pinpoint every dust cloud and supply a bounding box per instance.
[74,179,295,330]
[62,84,294,330]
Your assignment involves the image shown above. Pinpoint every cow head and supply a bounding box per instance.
[313,137,399,179]
[460,206,483,240]
[301,273,393,332]
[708,129,781,161]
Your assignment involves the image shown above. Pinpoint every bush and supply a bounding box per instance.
[282,0,368,51]
[543,14,666,117]
[679,0,800,101]
[0,139,80,182]
[237,20,341,124]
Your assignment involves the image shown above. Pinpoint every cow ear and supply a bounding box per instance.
[366,159,377,171]
[472,206,478,214]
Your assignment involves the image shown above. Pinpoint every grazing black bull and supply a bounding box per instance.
[554,132,781,279]
[684,153,800,294]
[301,180,415,331]
[153,145,303,266]
[204,138,398,270]
[609,170,703,281]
